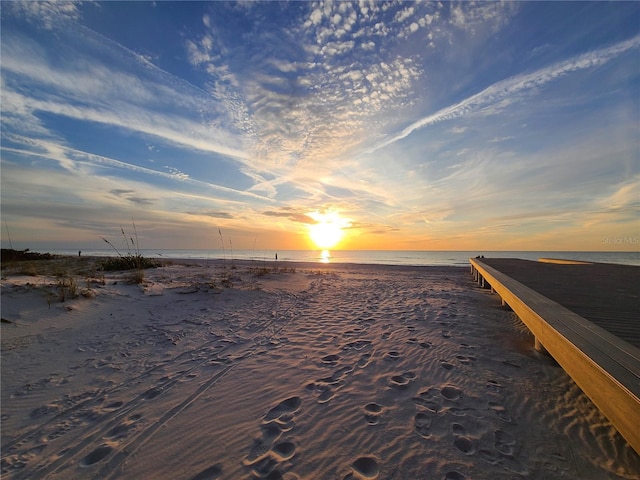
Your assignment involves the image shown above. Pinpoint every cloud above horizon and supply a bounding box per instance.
[1,1,638,251]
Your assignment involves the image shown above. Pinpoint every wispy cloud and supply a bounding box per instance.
[369,35,640,154]
[184,1,516,172]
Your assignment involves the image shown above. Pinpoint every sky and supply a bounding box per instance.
[1,1,639,252]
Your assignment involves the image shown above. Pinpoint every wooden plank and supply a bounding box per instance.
[470,258,640,454]
[476,258,640,349]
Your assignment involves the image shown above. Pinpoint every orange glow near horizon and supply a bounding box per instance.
[308,211,351,250]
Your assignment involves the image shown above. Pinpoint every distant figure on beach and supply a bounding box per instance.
[78,250,81,257]
[275,253,278,261]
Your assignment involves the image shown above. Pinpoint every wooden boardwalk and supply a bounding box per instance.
[469,257,640,454]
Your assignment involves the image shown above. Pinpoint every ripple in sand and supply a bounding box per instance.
[343,340,372,351]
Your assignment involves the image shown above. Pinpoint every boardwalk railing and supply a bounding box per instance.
[470,258,640,454]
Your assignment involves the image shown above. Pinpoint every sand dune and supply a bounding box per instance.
[1,260,639,479]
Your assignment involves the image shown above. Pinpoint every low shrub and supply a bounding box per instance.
[100,255,160,272]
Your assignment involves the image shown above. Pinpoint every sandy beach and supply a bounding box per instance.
[1,259,639,479]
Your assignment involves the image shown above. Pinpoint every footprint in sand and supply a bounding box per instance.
[440,361,454,370]
[453,436,476,455]
[495,430,515,455]
[271,441,296,461]
[317,387,335,404]
[102,400,124,411]
[142,386,163,400]
[444,471,466,480]
[103,413,142,440]
[455,354,476,365]
[343,340,372,351]
[264,396,302,422]
[188,463,223,480]
[412,396,442,413]
[384,351,401,361]
[321,354,340,366]
[357,353,372,368]
[343,456,379,479]
[440,385,462,401]
[486,379,502,392]
[414,412,432,437]
[29,404,61,419]
[478,449,500,465]
[79,444,113,467]
[363,402,384,425]
[488,402,512,423]
[103,423,132,440]
[250,457,279,477]
[451,423,465,435]
[243,423,284,466]
[419,341,432,349]
[306,381,338,404]
[389,372,416,389]
[244,395,303,472]
[449,407,481,418]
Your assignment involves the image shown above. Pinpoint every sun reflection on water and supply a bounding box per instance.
[320,249,331,263]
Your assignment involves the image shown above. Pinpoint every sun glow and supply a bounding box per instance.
[308,211,350,249]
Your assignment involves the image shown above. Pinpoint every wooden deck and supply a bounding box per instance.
[469,257,640,454]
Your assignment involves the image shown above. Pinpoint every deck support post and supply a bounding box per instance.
[534,337,548,354]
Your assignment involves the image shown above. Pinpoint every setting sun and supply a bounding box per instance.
[308,211,350,249]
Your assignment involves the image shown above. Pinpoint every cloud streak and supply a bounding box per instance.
[369,35,640,154]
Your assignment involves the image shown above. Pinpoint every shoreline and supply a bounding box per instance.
[2,259,639,478]
[3,248,638,268]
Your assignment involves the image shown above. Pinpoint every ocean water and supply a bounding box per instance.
[46,249,640,267]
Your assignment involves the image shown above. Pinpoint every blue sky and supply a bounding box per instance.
[1,1,638,251]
